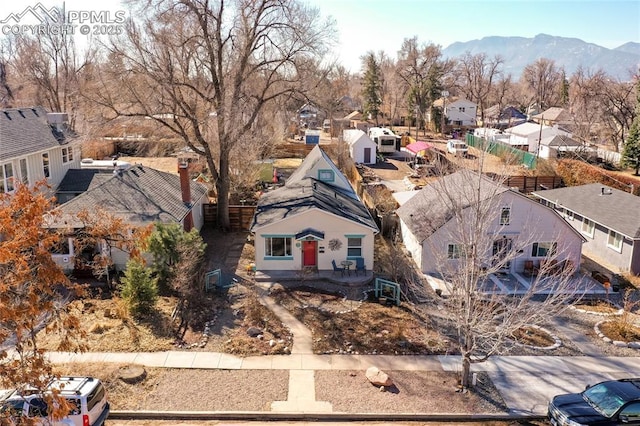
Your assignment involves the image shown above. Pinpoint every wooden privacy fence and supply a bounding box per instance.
[203,204,256,231]
[489,175,564,193]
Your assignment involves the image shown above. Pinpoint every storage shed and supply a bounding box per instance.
[343,129,377,165]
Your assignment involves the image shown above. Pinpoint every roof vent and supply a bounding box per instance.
[601,187,612,195]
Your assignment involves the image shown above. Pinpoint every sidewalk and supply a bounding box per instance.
[45,350,640,416]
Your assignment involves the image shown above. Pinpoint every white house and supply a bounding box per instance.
[538,134,593,160]
[396,170,584,281]
[343,129,377,164]
[433,97,477,127]
[0,106,81,194]
[504,122,571,154]
[251,145,378,273]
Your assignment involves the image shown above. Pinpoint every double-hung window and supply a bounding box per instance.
[1,163,14,193]
[607,230,623,253]
[581,218,594,238]
[42,153,50,178]
[499,207,510,225]
[62,147,74,163]
[447,244,461,259]
[264,236,292,258]
[346,235,363,257]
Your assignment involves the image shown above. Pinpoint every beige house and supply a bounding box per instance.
[251,146,378,272]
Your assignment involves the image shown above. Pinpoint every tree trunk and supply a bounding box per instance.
[216,149,231,231]
[461,353,472,389]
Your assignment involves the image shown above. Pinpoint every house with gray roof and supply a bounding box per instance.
[250,145,378,273]
[0,106,80,194]
[396,170,584,287]
[532,183,640,275]
[538,134,593,160]
[48,163,208,272]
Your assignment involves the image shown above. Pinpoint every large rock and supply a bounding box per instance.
[247,326,262,337]
[366,366,393,387]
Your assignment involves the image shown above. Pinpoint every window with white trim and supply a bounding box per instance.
[347,237,362,257]
[318,169,334,182]
[532,242,557,257]
[607,230,623,252]
[42,153,50,178]
[499,207,510,225]
[447,244,461,259]
[581,218,594,238]
[19,158,28,185]
[62,147,74,163]
[264,237,292,258]
[1,163,15,193]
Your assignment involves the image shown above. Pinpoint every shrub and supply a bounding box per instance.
[120,259,158,316]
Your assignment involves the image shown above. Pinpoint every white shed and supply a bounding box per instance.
[343,129,377,165]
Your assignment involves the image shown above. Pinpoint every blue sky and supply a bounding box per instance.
[305,0,640,72]
[1,0,638,73]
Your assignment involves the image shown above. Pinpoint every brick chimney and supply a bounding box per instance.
[178,162,193,232]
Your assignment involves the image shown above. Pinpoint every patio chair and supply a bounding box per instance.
[331,259,344,277]
[355,257,366,275]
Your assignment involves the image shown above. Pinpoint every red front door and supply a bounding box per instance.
[302,240,317,266]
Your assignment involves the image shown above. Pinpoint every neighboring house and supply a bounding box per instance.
[396,170,584,277]
[482,105,527,129]
[343,129,377,165]
[503,122,571,154]
[432,97,477,127]
[298,103,324,129]
[538,134,594,160]
[532,107,572,127]
[532,183,640,275]
[250,145,378,272]
[48,163,208,272]
[343,110,369,131]
[0,106,80,194]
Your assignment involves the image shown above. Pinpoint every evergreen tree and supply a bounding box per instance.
[120,259,158,316]
[361,52,383,125]
[622,79,640,175]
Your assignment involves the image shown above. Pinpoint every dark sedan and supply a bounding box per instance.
[548,378,640,425]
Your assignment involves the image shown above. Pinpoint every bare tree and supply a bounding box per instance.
[92,0,335,230]
[403,156,586,388]
[396,37,452,136]
[5,11,96,130]
[568,67,608,143]
[454,52,503,125]
[521,58,565,110]
[598,75,637,152]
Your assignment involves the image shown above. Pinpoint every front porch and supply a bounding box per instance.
[253,269,374,287]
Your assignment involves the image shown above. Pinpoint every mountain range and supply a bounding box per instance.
[442,33,639,81]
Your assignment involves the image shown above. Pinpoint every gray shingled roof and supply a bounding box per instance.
[540,134,582,147]
[396,170,510,242]
[53,165,208,226]
[532,183,640,239]
[56,169,111,194]
[0,107,67,161]
[285,145,355,197]
[251,178,378,232]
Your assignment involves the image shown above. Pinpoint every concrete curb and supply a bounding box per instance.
[109,409,548,422]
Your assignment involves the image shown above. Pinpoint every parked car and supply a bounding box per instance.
[0,389,75,425]
[0,377,110,426]
[548,378,640,425]
[447,139,468,156]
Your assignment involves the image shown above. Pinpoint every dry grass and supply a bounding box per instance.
[273,287,453,355]
[574,299,621,314]
[600,320,640,342]
[512,326,556,347]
